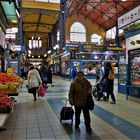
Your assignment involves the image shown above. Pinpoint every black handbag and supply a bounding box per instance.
[87,94,94,110]
[28,88,33,93]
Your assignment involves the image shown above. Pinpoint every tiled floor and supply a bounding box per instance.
[0,77,140,140]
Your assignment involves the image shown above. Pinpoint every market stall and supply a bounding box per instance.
[0,92,14,131]
[0,73,23,131]
[0,73,23,99]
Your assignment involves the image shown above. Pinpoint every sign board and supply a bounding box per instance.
[118,5,140,29]
[126,34,140,50]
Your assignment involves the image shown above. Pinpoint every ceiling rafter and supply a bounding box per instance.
[34,13,42,39]
[23,22,54,26]
[67,0,140,30]
[69,0,89,15]
[77,0,90,12]
[89,0,130,25]
[99,1,140,30]
[67,0,81,15]
[25,31,48,35]
[23,8,59,20]
[67,0,77,12]
[86,0,105,17]
[87,2,116,22]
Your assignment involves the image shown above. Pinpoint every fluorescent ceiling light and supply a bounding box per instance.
[48,50,51,54]
[44,54,47,57]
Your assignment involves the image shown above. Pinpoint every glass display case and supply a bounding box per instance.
[129,50,140,85]
[127,49,140,99]
[118,55,126,85]
[118,54,127,94]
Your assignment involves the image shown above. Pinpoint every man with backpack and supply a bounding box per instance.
[102,62,116,104]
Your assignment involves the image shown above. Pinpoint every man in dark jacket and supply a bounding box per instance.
[40,65,48,88]
[102,62,116,104]
[69,71,92,133]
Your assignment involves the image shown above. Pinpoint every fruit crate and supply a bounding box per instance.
[0,100,14,114]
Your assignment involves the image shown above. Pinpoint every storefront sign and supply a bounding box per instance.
[118,5,140,29]
[126,34,140,50]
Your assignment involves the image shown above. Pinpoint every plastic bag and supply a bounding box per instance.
[38,84,45,97]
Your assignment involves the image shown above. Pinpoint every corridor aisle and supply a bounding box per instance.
[0,77,140,140]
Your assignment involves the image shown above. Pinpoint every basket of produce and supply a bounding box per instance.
[0,92,13,113]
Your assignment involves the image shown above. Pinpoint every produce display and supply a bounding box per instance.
[0,92,13,113]
[0,73,23,93]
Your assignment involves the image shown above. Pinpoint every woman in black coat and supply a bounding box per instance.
[46,66,54,87]
[102,62,116,104]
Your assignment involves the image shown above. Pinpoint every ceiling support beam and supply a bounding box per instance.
[87,2,116,22]
[34,13,42,40]
[23,22,53,26]
[22,0,60,11]
[86,0,104,17]
[77,0,90,13]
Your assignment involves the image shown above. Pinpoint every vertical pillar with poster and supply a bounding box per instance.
[6,44,21,76]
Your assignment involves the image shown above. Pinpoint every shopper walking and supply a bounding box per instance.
[27,65,42,101]
[40,65,48,89]
[95,64,101,83]
[102,62,116,104]
[69,71,93,133]
[71,66,77,80]
[46,66,54,87]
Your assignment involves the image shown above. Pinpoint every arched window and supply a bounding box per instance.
[91,33,102,45]
[70,22,86,42]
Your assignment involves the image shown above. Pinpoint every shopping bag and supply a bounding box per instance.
[60,99,74,125]
[87,94,94,110]
[28,88,33,94]
[38,84,45,97]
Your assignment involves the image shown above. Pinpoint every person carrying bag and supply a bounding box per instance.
[27,65,42,101]
[69,71,93,134]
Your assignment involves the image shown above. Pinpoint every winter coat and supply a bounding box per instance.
[102,68,114,93]
[69,77,92,107]
[28,69,42,89]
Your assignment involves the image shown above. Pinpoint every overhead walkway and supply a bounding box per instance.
[0,77,140,140]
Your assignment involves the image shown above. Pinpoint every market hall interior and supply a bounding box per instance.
[0,0,140,139]
[0,77,140,140]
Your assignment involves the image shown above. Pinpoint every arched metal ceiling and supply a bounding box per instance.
[22,0,60,43]
[67,0,140,31]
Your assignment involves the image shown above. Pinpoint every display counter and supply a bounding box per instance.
[127,49,140,101]
[0,98,14,131]
[0,114,9,131]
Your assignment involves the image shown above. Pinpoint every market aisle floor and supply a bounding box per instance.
[0,77,140,140]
